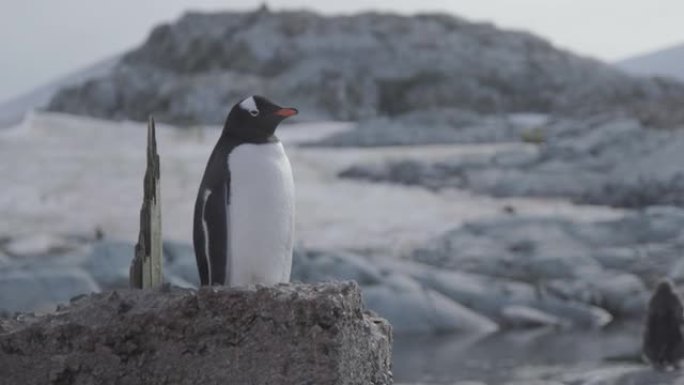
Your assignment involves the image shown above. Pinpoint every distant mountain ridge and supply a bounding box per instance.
[0,57,117,129]
[617,42,684,81]
[47,8,684,127]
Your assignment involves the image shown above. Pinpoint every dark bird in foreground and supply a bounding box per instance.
[193,95,297,286]
[643,279,684,370]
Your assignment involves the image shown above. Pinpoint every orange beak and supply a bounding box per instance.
[275,108,298,118]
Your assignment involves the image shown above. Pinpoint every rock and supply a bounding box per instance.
[403,210,684,320]
[668,258,684,284]
[2,234,82,257]
[411,217,603,281]
[162,240,194,266]
[313,111,553,149]
[500,305,566,328]
[592,248,640,271]
[312,109,524,147]
[339,159,466,190]
[80,241,134,289]
[163,274,196,289]
[0,252,9,267]
[557,364,681,385]
[292,250,497,334]
[380,257,612,328]
[380,257,536,318]
[292,249,384,285]
[547,272,649,317]
[449,382,487,385]
[362,272,498,334]
[336,115,684,210]
[80,240,201,289]
[0,282,392,385]
[163,241,200,287]
[592,273,648,316]
[531,298,612,329]
[47,10,684,127]
[0,268,100,312]
[504,382,565,385]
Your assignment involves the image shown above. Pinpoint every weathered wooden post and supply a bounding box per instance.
[130,116,163,288]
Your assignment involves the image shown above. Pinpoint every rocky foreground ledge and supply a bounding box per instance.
[0,282,392,385]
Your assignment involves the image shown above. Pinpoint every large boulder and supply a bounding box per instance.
[0,282,392,385]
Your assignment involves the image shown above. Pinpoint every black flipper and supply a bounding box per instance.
[193,146,231,285]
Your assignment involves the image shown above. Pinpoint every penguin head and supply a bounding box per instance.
[223,95,298,142]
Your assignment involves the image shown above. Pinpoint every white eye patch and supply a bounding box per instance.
[239,96,259,117]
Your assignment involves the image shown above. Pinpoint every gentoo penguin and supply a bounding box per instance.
[642,279,684,370]
[193,95,297,286]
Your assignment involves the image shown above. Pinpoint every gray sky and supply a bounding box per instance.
[1,0,682,103]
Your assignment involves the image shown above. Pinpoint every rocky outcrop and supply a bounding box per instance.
[46,9,684,127]
[0,282,392,385]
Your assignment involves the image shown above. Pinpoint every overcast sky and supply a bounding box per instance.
[1,0,682,102]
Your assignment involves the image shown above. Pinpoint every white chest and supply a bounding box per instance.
[226,141,295,286]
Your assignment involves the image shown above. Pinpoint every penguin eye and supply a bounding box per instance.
[249,109,259,117]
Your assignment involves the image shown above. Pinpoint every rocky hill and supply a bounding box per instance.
[47,8,684,127]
